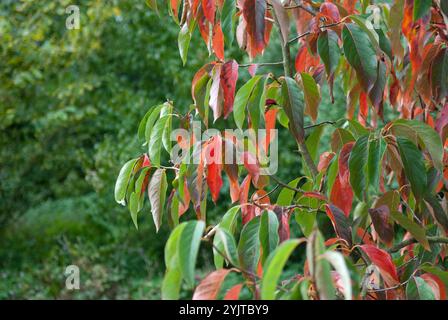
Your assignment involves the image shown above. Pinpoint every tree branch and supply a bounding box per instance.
[272,7,319,178]
[388,236,448,253]
[304,121,336,130]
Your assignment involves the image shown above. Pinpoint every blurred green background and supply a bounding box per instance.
[0,0,347,299]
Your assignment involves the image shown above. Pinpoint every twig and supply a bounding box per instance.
[304,121,336,130]
[387,236,448,253]
[288,22,342,44]
[239,61,285,68]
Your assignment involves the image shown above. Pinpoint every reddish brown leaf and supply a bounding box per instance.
[319,2,341,23]
[263,108,277,153]
[295,44,320,74]
[212,22,225,61]
[325,204,353,246]
[359,244,399,286]
[239,175,256,224]
[317,151,335,172]
[220,60,239,118]
[368,205,394,246]
[243,0,267,58]
[193,269,231,300]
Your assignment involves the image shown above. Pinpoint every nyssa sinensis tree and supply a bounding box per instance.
[115,0,448,300]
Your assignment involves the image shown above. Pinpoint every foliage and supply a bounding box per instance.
[117,0,448,300]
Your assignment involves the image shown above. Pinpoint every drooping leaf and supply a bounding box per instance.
[396,137,427,201]
[178,23,191,65]
[212,22,225,61]
[359,244,399,286]
[342,23,378,93]
[221,0,236,45]
[392,119,444,172]
[413,0,432,21]
[261,239,303,300]
[179,220,205,287]
[237,215,261,273]
[243,0,267,58]
[348,135,369,201]
[259,210,280,265]
[322,251,352,300]
[300,72,321,123]
[317,29,340,101]
[148,116,170,167]
[202,0,215,23]
[193,269,231,300]
[115,158,138,205]
[271,0,290,43]
[325,204,353,246]
[215,228,239,267]
[221,60,239,118]
[390,211,430,250]
[281,77,305,143]
[148,168,168,232]
[368,205,394,246]
[406,276,436,300]
[233,75,262,129]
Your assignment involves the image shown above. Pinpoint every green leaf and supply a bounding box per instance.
[367,137,386,194]
[162,222,187,300]
[148,116,170,167]
[406,276,436,300]
[420,265,448,290]
[413,0,432,21]
[424,194,448,233]
[392,119,444,172]
[248,76,267,131]
[349,134,369,201]
[129,191,139,229]
[148,168,168,232]
[178,23,191,65]
[300,72,321,123]
[295,209,316,238]
[322,251,352,300]
[281,77,305,143]
[317,29,340,99]
[261,239,303,300]
[213,206,241,268]
[237,216,261,273]
[277,178,300,206]
[396,137,427,201]
[221,0,236,46]
[375,28,392,60]
[259,210,280,265]
[114,158,138,205]
[215,228,239,267]
[179,220,205,287]
[233,75,262,129]
[390,211,430,250]
[143,104,164,144]
[342,23,378,93]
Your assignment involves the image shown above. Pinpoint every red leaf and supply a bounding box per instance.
[325,204,353,246]
[273,206,290,243]
[193,269,231,300]
[358,91,368,126]
[212,22,225,61]
[224,284,243,300]
[359,244,399,286]
[179,180,191,216]
[142,154,151,168]
[206,136,223,203]
[319,2,340,23]
[220,60,239,118]
[248,64,258,76]
[368,205,394,246]
[201,0,215,24]
[330,177,353,217]
[343,0,357,15]
[242,151,260,182]
[295,44,320,73]
[263,108,277,152]
[243,0,267,58]
[223,135,240,203]
[239,175,256,224]
[198,8,211,44]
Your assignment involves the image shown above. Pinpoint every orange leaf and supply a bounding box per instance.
[206,135,223,203]
[212,22,225,60]
[193,269,231,300]
[201,0,215,24]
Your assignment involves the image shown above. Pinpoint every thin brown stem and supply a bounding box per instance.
[387,236,448,253]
